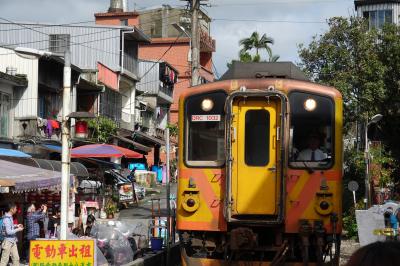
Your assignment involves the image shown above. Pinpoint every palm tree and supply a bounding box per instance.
[269,54,280,62]
[239,31,276,62]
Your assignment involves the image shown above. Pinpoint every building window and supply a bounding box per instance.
[185,91,226,167]
[49,34,70,54]
[100,88,122,123]
[0,92,10,137]
[363,10,393,29]
[121,19,128,26]
[39,90,60,119]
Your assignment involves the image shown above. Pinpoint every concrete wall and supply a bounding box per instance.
[0,47,39,119]
[0,82,14,138]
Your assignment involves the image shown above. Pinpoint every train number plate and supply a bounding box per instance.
[191,115,221,122]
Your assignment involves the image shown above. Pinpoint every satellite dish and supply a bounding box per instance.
[348,181,359,192]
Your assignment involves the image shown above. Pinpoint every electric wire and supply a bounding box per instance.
[212,18,327,24]
[210,0,353,6]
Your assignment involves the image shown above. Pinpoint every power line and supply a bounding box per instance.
[139,31,186,80]
[211,60,220,80]
[0,20,95,32]
[0,5,189,33]
[0,28,117,48]
[210,0,352,6]
[0,17,125,56]
[0,8,189,33]
[212,18,327,24]
[0,12,190,55]
[0,15,191,86]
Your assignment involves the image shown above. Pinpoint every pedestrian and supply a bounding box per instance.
[26,204,47,262]
[129,167,139,205]
[47,209,60,238]
[72,218,84,237]
[84,209,96,237]
[0,202,24,266]
[346,241,400,266]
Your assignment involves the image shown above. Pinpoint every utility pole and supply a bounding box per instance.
[190,0,200,86]
[165,127,171,265]
[61,38,71,240]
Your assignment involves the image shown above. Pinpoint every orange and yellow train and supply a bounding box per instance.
[177,63,343,266]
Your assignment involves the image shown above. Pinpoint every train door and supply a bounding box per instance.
[231,98,278,216]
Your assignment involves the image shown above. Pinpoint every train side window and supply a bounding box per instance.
[185,91,226,167]
[289,92,334,169]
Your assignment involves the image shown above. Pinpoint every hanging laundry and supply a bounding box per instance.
[51,120,60,129]
[37,117,44,127]
[156,107,161,118]
[165,67,171,84]
[169,70,175,85]
[46,121,53,137]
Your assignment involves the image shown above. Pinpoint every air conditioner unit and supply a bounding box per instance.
[179,17,191,24]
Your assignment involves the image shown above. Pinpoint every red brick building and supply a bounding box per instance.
[95,4,216,124]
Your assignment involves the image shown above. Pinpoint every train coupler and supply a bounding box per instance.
[299,220,312,266]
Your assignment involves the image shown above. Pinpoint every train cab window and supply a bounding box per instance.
[185,91,226,167]
[289,92,334,168]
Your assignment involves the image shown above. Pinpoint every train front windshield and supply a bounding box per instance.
[289,91,335,168]
[185,91,226,167]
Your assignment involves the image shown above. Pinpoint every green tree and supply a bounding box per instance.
[269,54,280,62]
[299,17,400,208]
[375,24,400,165]
[87,116,117,143]
[298,17,386,133]
[239,31,274,61]
[226,32,279,68]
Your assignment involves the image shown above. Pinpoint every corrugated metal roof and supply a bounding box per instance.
[0,71,27,86]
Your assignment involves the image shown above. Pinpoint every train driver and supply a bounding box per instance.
[296,133,327,161]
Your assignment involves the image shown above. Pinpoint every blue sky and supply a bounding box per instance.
[0,0,355,76]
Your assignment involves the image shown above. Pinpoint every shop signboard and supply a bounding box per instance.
[119,184,133,201]
[29,239,95,266]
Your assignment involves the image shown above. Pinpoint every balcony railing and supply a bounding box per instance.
[160,85,173,98]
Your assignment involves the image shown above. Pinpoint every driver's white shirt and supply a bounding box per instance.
[297,148,327,161]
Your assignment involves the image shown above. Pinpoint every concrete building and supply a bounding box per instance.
[0,46,96,142]
[354,0,400,28]
[95,3,216,124]
[0,21,150,154]
[0,67,27,139]
[135,60,178,165]
[138,5,216,123]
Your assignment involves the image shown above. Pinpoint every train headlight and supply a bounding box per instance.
[201,98,214,111]
[304,98,317,111]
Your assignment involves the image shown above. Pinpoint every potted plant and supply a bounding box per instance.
[104,199,117,219]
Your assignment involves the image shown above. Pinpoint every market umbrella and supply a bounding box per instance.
[71,144,142,159]
[0,148,31,158]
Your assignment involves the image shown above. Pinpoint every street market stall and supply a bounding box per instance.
[69,144,142,218]
[0,159,76,259]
